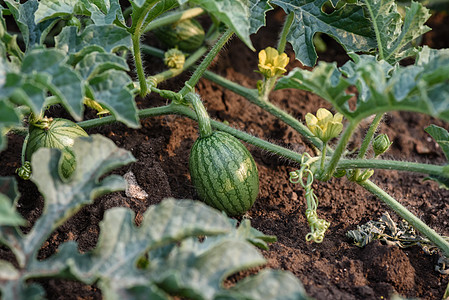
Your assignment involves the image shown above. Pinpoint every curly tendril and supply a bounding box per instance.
[289,153,330,243]
[16,161,32,180]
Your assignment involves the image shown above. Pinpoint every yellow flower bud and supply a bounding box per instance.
[305,108,343,143]
[258,47,289,78]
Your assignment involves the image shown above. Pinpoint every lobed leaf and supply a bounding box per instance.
[276,48,449,122]
[38,199,234,297]
[4,0,59,49]
[55,24,131,55]
[75,52,129,80]
[34,0,125,26]
[182,0,272,51]
[84,0,125,26]
[248,0,273,35]
[0,177,25,227]
[150,237,266,299]
[87,69,139,128]
[217,269,309,300]
[0,135,135,298]
[360,0,431,63]
[20,48,84,119]
[34,0,85,23]
[271,0,376,66]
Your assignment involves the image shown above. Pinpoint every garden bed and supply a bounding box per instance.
[1,6,449,300]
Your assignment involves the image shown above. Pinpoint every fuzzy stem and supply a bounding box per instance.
[203,70,325,151]
[352,113,384,180]
[130,0,159,97]
[277,12,294,53]
[320,142,327,171]
[359,180,449,257]
[184,93,212,138]
[132,35,148,97]
[321,120,358,181]
[358,113,384,159]
[260,76,277,102]
[179,28,234,96]
[337,158,446,177]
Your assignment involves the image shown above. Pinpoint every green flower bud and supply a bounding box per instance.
[164,48,185,69]
[373,134,392,157]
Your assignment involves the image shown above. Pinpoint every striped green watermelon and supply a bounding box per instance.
[25,118,88,179]
[189,131,259,216]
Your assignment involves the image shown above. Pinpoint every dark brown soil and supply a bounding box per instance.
[1,8,449,300]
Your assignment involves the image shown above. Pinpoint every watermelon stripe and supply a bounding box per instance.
[192,139,227,212]
[25,118,88,179]
[224,135,259,203]
[211,135,246,215]
[208,137,241,216]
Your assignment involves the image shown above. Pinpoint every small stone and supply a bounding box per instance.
[415,142,431,154]
[124,171,148,200]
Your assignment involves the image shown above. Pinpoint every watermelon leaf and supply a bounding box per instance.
[360,0,431,63]
[276,48,449,123]
[271,0,376,66]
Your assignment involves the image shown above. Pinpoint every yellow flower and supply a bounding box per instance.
[305,108,343,142]
[258,47,289,78]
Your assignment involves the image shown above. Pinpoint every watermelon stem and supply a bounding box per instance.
[185,92,213,138]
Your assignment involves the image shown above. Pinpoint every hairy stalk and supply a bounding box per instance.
[337,158,447,177]
[179,28,234,96]
[277,12,294,53]
[144,7,204,33]
[74,103,449,179]
[321,120,358,181]
[359,180,449,257]
[320,142,327,171]
[352,113,384,180]
[260,77,277,102]
[203,70,325,150]
[130,0,159,97]
[184,93,212,138]
[132,35,148,97]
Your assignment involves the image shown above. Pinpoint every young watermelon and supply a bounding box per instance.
[25,117,88,179]
[154,18,205,52]
[189,131,259,216]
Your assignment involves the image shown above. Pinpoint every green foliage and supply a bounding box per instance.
[175,0,270,50]
[271,0,376,66]
[4,0,59,50]
[361,0,431,63]
[276,48,449,122]
[2,0,449,298]
[34,0,125,26]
